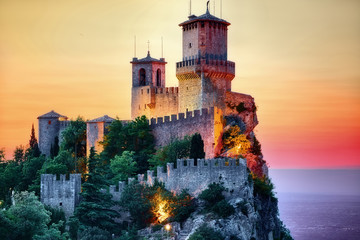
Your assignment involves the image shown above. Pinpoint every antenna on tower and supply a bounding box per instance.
[189,0,192,15]
[134,35,137,57]
[161,37,164,58]
[220,0,222,18]
[147,40,150,53]
[214,0,216,16]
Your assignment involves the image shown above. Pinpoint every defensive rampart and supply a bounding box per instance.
[135,158,248,197]
[41,174,81,218]
[150,107,223,159]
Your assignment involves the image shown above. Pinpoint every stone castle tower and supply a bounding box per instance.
[38,111,69,156]
[176,7,235,113]
[131,5,235,120]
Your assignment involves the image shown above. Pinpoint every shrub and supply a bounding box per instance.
[253,177,275,199]
[188,224,224,240]
[79,227,112,240]
[211,199,235,218]
[199,183,225,208]
[170,190,196,223]
[199,183,234,218]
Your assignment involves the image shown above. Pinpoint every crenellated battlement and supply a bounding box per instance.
[142,158,248,196]
[150,107,214,126]
[41,174,81,218]
[153,87,179,95]
[41,157,249,218]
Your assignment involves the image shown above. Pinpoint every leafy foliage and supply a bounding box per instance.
[110,151,138,183]
[120,181,195,229]
[74,147,119,234]
[199,183,234,218]
[253,176,275,199]
[29,124,41,158]
[149,136,191,169]
[190,133,205,163]
[61,117,87,159]
[251,135,262,156]
[1,191,66,240]
[102,116,155,174]
[188,224,224,240]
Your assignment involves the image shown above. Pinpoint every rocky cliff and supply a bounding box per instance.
[138,173,292,240]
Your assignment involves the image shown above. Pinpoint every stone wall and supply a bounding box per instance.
[41,174,81,218]
[154,158,248,197]
[150,107,223,159]
[131,86,179,120]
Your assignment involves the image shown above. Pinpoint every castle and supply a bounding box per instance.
[40,5,260,217]
[37,5,257,159]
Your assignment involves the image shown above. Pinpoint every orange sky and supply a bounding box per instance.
[1,0,359,168]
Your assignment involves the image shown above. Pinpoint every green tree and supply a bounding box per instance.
[149,136,191,169]
[19,155,46,193]
[110,151,138,183]
[0,147,5,163]
[4,191,66,240]
[120,181,159,228]
[189,133,205,164]
[61,117,87,161]
[13,145,25,163]
[102,116,155,174]
[74,147,118,234]
[50,136,60,159]
[28,124,41,158]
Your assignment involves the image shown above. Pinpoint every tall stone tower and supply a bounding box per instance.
[176,5,235,113]
[38,110,68,156]
[131,52,178,120]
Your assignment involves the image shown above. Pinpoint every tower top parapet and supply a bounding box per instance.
[179,10,230,27]
[37,110,67,120]
[131,51,166,64]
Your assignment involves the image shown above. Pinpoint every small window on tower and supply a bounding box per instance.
[189,43,192,48]
[59,202,62,206]
[201,21,204,28]
[48,120,51,125]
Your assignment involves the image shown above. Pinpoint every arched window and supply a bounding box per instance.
[139,68,146,86]
[156,69,161,87]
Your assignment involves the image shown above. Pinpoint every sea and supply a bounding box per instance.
[269,169,360,240]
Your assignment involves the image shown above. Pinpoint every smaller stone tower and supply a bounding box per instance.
[86,115,115,155]
[131,52,179,120]
[41,174,81,218]
[38,110,68,157]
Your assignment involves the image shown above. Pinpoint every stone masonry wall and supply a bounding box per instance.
[150,107,219,159]
[41,174,81,218]
[154,158,248,197]
[38,118,60,157]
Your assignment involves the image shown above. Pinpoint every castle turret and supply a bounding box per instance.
[131,52,178,120]
[86,115,115,155]
[176,5,235,113]
[38,110,68,156]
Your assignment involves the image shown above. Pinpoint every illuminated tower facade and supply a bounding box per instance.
[176,6,235,113]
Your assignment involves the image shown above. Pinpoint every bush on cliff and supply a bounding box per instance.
[188,224,224,240]
[199,183,235,218]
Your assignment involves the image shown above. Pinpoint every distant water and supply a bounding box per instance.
[277,193,360,240]
[269,169,360,240]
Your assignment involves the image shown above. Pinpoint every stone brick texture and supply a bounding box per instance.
[40,174,81,218]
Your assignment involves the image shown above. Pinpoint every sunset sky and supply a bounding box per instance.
[0,0,359,168]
